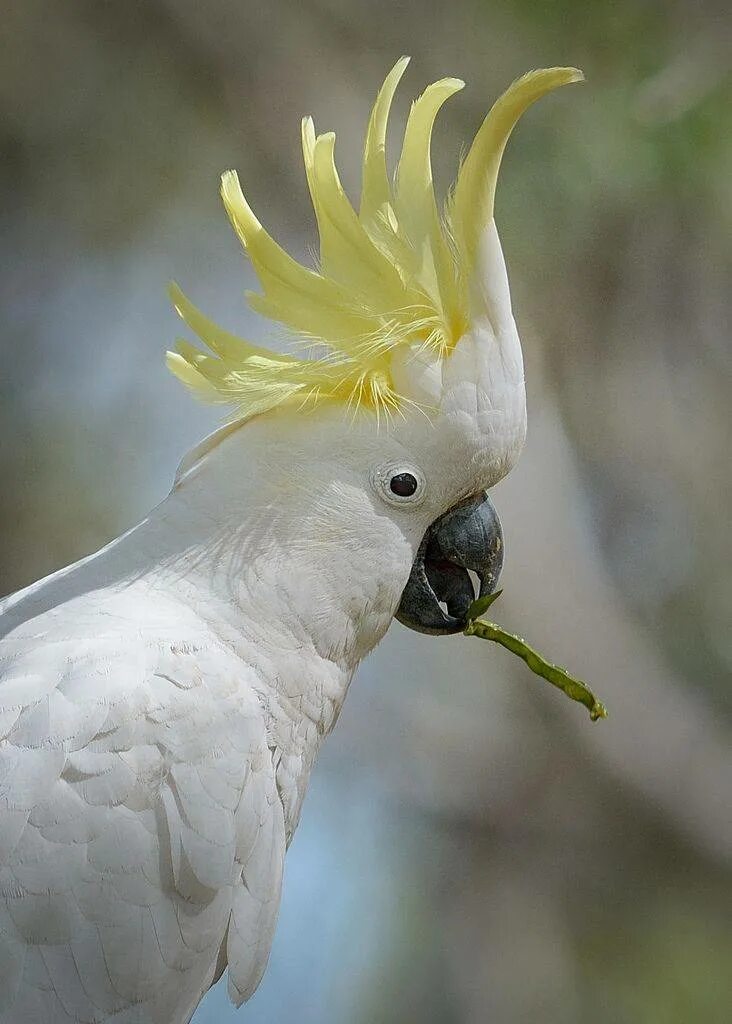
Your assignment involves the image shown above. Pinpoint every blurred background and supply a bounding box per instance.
[1,1,730,1021]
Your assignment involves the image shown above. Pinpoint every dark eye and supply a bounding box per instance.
[389,472,418,497]
[371,462,426,508]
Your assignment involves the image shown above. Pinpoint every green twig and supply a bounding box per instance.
[464,593,608,722]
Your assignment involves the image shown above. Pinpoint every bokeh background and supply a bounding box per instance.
[1,2,730,1021]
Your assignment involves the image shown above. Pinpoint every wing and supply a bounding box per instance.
[0,607,286,1024]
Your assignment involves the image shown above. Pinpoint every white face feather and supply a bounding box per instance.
[173,244,526,669]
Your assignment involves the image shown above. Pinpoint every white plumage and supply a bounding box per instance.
[0,405,433,1022]
[0,561,285,1021]
[0,62,580,1022]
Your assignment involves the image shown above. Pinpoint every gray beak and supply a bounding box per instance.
[395,492,504,635]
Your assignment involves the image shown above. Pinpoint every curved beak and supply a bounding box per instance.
[395,493,504,635]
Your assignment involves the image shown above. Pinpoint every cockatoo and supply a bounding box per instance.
[0,60,581,1023]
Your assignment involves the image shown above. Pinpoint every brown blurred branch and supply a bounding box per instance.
[499,397,732,863]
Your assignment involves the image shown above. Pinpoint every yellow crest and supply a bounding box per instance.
[167,60,582,422]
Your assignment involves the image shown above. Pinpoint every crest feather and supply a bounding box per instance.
[360,56,410,227]
[168,62,583,422]
[449,67,584,275]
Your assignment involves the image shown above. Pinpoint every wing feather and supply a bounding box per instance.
[0,599,286,1024]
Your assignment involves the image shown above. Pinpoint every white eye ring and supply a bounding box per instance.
[370,462,427,509]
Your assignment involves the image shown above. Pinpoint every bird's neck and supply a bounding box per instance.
[127,485,397,835]
[132,489,394,672]
[135,419,409,678]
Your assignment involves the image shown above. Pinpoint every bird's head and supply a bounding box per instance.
[167,60,582,648]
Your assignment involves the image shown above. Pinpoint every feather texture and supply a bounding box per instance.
[0,588,286,1024]
[167,61,582,422]
[448,66,583,282]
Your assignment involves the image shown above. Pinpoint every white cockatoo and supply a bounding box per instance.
[0,61,581,1023]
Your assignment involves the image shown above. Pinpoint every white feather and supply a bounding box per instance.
[0,241,530,1020]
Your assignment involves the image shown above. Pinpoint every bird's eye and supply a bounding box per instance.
[371,462,427,508]
[390,472,418,497]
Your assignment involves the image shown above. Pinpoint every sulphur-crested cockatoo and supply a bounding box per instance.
[0,60,581,1023]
